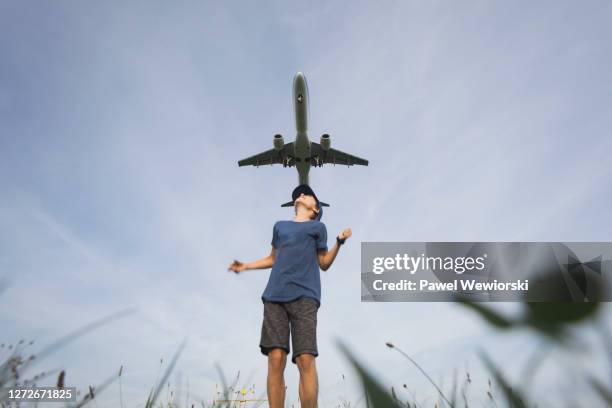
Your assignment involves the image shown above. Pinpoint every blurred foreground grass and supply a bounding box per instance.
[339,301,612,407]
[1,298,611,407]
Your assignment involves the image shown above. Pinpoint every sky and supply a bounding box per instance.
[1,0,612,406]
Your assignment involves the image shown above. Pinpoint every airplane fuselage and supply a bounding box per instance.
[237,72,369,206]
[292,72,311,185]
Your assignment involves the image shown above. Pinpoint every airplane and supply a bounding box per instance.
[237,72,369,207]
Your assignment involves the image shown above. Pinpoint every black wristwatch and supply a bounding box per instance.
[336,235,346,245]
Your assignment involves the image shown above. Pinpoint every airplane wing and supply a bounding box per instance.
[309,142,369,166]
[238,143,295,167]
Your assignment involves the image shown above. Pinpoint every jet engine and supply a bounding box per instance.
[273,134,284,151]
[320,134,331,150]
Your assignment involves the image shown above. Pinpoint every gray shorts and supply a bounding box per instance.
[260,297,319,364]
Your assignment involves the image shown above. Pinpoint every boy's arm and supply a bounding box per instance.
[228,246,276,273]
[318,228,351,271]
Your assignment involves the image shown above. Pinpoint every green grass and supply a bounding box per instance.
[1,301,611,407]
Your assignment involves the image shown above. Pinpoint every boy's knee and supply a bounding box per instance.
[268,348,287,371]
[296,353,316,372]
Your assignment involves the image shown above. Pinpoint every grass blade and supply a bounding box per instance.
[336,339,403,408]
[478,350,527,408]
[146,339,187,408]
[589,376,612,405]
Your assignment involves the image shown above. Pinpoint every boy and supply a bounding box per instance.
[228,184,352,408]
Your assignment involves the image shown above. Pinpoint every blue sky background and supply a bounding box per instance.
[1,1,612,406]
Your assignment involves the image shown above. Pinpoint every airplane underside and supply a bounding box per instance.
[237,72,368,206]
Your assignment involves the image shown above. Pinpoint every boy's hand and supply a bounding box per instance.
[228,260,247,273]
[339,228,352,241]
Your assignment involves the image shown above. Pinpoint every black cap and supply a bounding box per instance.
[291,184,323,221]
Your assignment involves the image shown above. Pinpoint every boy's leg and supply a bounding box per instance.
[286,297,319,408]
[259,301,291,408]
[296,353,318,408]
[267,348,287,408]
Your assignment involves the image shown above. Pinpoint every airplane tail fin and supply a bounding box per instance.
[281,201,330,207]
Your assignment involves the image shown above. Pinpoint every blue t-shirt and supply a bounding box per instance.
[261,220,328,306]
